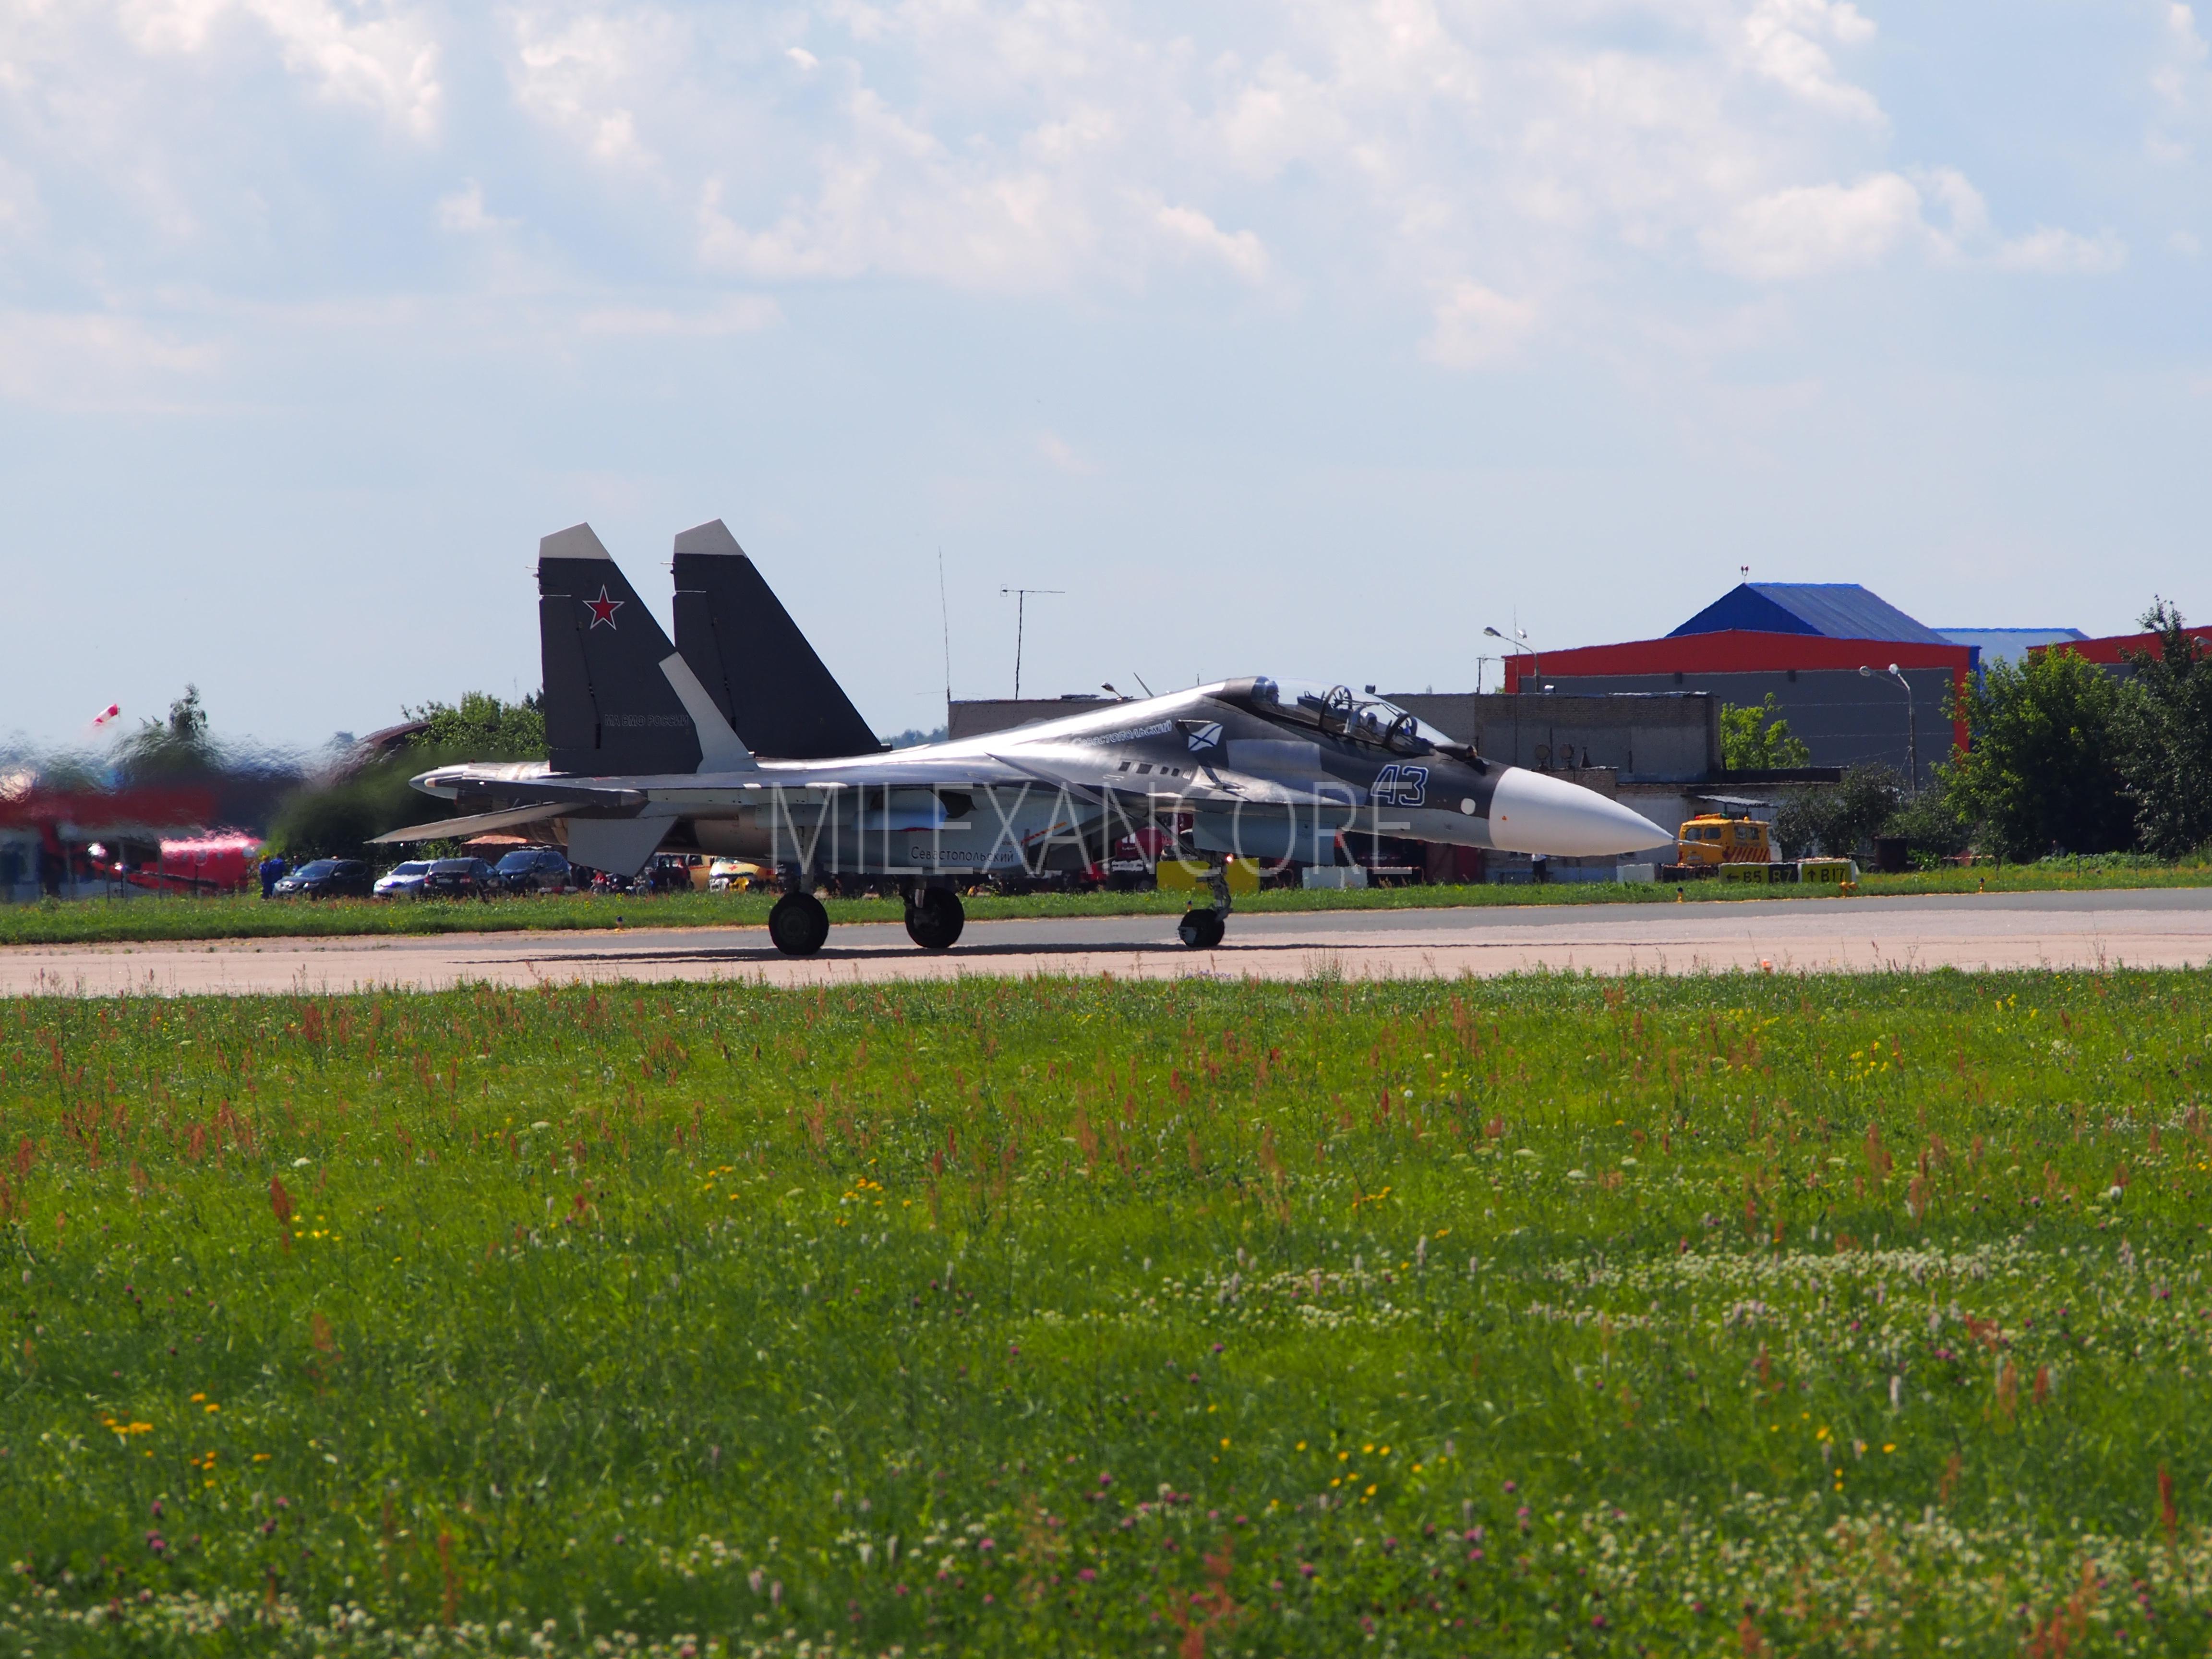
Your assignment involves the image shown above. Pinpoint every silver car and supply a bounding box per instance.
[373,860,432,900]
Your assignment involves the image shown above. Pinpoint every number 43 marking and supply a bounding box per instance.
[1372,765,1428,807]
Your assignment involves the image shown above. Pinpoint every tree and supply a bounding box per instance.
[117,685,220,778]
[267,690,548,858]
[1948,646,2134,861]
[1720,695,1813,770]
[1775,765,1902,858]
[1885,768,1973,860]
[403,690,546,761]
[2116,600,2212,857]
[884,725,949,749]
[264,762,431,861]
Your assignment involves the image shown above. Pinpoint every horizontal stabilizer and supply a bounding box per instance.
[564,815,672,878]
[370,804,563,844]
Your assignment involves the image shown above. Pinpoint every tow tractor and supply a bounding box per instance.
[1662,809,1856,890]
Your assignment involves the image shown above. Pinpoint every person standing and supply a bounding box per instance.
[259,851,288,898]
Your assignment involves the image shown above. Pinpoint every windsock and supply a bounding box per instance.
[91,702,120,727]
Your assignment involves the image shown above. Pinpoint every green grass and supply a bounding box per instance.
[9,854,2212,948]
[6,970,2212,1655]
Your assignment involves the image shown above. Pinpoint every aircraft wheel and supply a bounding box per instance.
[904,887,965,951]
[768,892,830,957]
[1177,907,1226,950]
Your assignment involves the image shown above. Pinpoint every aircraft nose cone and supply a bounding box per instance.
[1487,767,1669,857]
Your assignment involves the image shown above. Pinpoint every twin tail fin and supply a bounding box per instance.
[673,518,882,760]
[538,524,754,777]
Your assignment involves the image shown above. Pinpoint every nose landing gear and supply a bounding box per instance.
[1177,907,1226,950]
[1176,863,1234,950]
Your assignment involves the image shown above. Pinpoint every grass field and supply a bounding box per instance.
[6,970,2212,1655]
[8,854,2212,949]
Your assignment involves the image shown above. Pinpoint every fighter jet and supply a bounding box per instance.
[380,522,1665,957]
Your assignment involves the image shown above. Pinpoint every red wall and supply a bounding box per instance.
[2028,627,2212,665]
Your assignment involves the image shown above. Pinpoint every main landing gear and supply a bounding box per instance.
[768,891,830,957]
[767,882,969,958]
[1176,864,1234,950]
[904,886,965,951]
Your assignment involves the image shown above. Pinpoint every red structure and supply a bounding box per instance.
[139,833,263,894]
[2028,626,2212,667]
[0,782,232,898]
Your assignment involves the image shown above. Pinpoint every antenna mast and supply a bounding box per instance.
[938,550,953,713]
[1000,587,1064,700]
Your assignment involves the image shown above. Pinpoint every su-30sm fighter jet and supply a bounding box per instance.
[381,523,1663,957]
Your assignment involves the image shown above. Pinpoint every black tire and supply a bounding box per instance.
[1177,907,1226,950]
[768,892,830,957]
[904,887,965,951]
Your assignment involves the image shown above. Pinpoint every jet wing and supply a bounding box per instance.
[371,803,566,844]
[405,756,1361,823]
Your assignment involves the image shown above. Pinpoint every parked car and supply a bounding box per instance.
[373,860,433,900]
[272,858,371,899]
[649,851,712,892]
[421,857,496,900]
[494,847,570,894]
[708,858,764,892]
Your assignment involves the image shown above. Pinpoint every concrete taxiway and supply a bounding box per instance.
[5,888,2210,997]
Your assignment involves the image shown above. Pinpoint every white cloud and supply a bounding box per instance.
[1702,172,1923,277]
[574,295,781,335]
[1992,225,2128,273]
[1701,167,2120,279]
[1422,282,1538,369]
[506,6,679,168]
[2146,1,2209,157]
[0,0,2149,392]
[1150,201,1268,283]
[693,87,1106,292]
[434,180,516,233]
[1036,430,1093,473]
[2152,1,2209,107]
[1739,0,1883,122]
[120,0,442,136]
[0,308,219,408]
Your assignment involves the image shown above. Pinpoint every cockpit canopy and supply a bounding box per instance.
[1235,677,1459,756]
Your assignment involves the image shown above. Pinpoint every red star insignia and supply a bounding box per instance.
[583,586,624,629]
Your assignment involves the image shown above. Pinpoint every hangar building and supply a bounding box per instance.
[1502,582,2061,787]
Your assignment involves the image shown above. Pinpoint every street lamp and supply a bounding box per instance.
[1484,625,1539,692]
[1860,661,1916,789]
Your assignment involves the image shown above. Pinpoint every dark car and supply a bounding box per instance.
[494,847,570,894]
[637,852,707,894]
[271,858,371,899]
[420,857,496,900]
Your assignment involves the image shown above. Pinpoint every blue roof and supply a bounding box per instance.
[1669,583,1952,645]
[1938,627,2086,669]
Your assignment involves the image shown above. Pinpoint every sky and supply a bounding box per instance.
[1,0,2207,756]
